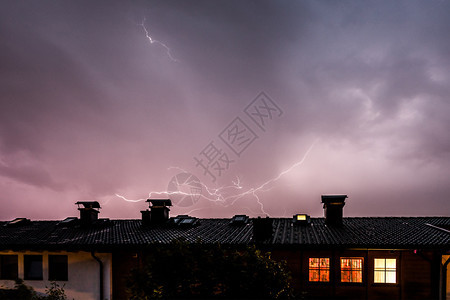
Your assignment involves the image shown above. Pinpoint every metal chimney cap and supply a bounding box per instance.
[75,201,101,209]
[321,195,348,203]
[146,199,172,206]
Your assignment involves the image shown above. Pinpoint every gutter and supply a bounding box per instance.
[441,256,450,300]
[91,251,104,300]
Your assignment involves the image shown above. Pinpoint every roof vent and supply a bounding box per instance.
[172,215,199,227]
[293,214,311,226]
[230,215,249,225]
[321,195,347,226]
[141,199,172,226]
[75,201,101,227]
[5,218,31,227]
[252,217,273,242]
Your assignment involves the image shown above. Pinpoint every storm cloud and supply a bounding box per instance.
[1,0,449,220]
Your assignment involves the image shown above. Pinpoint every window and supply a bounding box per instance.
[309,258,330,282]
[24,255,43,280]
[341,258,363,283]
[374,258,396,283]
[0,255,18,279]
[296,214,306,221]
[230,215,249,225]
[49,255,68,281]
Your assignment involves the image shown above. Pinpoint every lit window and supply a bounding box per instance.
[297,214,307,221]
[341,258,363,283]
[24,255,43,280]
[49,255,68,281]
[309,258,330,282]
[374,258,396,283]
[0,255,18,280]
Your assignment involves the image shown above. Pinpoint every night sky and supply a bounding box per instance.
[1,0,449,220]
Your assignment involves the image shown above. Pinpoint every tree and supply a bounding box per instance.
[127,240,293,299]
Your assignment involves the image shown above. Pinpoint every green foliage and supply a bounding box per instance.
[43,282,68,300]
[127,240,293,299]
[14,278,38,300]
[0,279,69,300]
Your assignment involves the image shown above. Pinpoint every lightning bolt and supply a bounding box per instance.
[115,140,318,216]
[139,17,178,62]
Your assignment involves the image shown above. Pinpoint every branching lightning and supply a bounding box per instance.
[139,17,178,62]
[115,140,318,216]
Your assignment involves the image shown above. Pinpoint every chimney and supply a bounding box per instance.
[141,199,172,226]
[321,195,347,226]
[252,217,273,242]
[75,201,100,226]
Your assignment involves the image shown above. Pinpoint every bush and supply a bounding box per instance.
[43,282,68,300]
[0,279,69,300]
[127,240,293,299]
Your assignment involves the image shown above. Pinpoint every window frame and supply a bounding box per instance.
[24,255,43,280]
[373,258,397,284]
[308,257,331,283]
[48,255,68,281]
[340,257,364,283]
[0,255,18,280]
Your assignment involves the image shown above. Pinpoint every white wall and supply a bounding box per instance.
[0,250,112,300]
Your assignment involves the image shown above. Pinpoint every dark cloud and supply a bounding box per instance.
[0,0,449,220]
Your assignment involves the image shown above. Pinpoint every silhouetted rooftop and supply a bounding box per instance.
[0,216,449,251]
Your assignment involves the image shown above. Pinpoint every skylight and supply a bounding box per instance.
[180,218,195,225]
[293,214,311,225]
[230,215,249,225]
[5,218,30,227]
[57,217,78,227]
[173,215,199,227]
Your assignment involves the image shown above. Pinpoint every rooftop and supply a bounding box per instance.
[0,216,449,251]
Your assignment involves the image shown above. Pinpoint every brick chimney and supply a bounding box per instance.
[75,201,100,226]
[321,195,347,226]
[141,199,172,226]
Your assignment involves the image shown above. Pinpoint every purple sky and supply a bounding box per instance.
[1,0,449,220]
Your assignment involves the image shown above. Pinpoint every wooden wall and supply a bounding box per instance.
[112,250,140,300]
[271,248,440,300]
[110,248,442,300]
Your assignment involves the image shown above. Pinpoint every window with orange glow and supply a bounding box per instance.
[374,258,396,283]
[309,258,330,282]
[340,258,363,283]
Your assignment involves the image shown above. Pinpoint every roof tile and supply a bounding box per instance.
[0,217,448,250]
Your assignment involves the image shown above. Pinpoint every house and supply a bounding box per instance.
[0,196,449,300]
